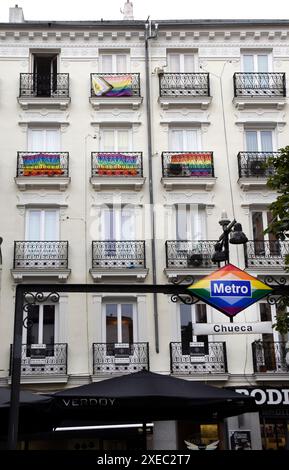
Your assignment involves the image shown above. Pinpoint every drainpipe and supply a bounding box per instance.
[145,20,159,353]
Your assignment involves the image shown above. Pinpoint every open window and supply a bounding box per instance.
[32,53,58,97]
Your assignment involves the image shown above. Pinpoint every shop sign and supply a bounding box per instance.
[234,388,289,406]
[187,264,272,318]
[192,321,272,335]
[230,430,252,450]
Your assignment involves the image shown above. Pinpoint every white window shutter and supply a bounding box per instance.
[45,129,60,151]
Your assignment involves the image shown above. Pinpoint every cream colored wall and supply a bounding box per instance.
[0,23,288,386]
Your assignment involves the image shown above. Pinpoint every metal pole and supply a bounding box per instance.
[145,21,159,354]
[8,285,25,449]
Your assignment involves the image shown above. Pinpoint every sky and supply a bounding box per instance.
[0,0,289,22]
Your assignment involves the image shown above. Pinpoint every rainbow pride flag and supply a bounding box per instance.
[92,74,133,97]
[97,153,138,176]
[22,153,63,176]
[170,153,213,176]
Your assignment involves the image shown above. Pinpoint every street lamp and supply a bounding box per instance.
[212,211,248,265]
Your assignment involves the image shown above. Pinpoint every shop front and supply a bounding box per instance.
[233,386,289,450]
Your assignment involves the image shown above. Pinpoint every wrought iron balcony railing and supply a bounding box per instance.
[93,342,149,374]
[162,151,214,177]
[252,341,288,373]
[19,73,70,98]
[159,73,210,97]
[92,241,146,269]
[170,342,228,374]
[166,240,217,269]
[233,73,286,97]
[13,241,69,269]
[16,152,69,177]
[91,152,143,177]
[10,343,68,376]
[237,151,278,178]
[90,73,141,97]
[244,240,289,269]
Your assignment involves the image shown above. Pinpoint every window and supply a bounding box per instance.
[251,210,280,256]
[101,206,136,241]
[104,302,136,344]
[26,209,59,241]
[100,127,132,152]
[100,53,128,73]
[25,304,56,357]
[28,127,60,151]
[32,53,58,97]
[180,303,208,355]
[175,204,206,240]
[245,130,274,153]
[167,52,196,73]
[242,52,271,73]
[169,128,201,151]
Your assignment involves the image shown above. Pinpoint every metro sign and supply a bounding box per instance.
[187,263,272,318]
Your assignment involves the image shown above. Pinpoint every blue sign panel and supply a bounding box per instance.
[211,280,251,298]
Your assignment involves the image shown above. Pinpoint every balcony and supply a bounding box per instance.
[165,240,217,279]
[237,151,277,190]
[90,241,148,281]
[9,344,68,384]
[159,73,211,109]
[89,73,142,110]
[252,341,289,380]
[18,73,70,109]
[244,240,289,272]
[92,342,149,376]
[161,151,216,190]
[170,342,228,380]
[15,152,70,191]
[11,241,71,282]
[90,152,145,190]
[233,73,286,109]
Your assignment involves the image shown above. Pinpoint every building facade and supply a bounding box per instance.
[0,5,289,450]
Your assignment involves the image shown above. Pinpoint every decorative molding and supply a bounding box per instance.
[90,109,142,125]
[159,109,211,124]
[18,110,70,126]
[16,192,69,208]
[234,109,287,125]
[91,192,144,205]
[163,191,215,206]
[240,191,278,206]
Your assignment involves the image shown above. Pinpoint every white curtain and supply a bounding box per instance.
[260,131,273,152]
[28,128,60,151]
[245,131,258,151]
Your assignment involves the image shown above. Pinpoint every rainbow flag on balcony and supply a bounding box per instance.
[170,153,213,176]
[97,153,138,175]
[22,154,63,176]
[92,74,133,97]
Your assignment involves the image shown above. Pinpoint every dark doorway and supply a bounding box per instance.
[33,55,57,97]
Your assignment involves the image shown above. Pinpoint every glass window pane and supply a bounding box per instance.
[176,204,188,240]
[102,129,115,151]
[184,54,195,73]
[45,129,60,151]
[116,55,127,73]
[243,55,254,72]
[245,131,258,151]
[121,207,135,240]
[252,212,264,240]
[260,131,273,152]
[169,130,183,150]
[43,305,55,345]
[121,304,133,343]
[180,304,192,354]
[26,305,39,345]
[259,303,272,322]
[106,304,118,344]
[44,211,58,240]
[117,130,129,152]
[185,130,198,150]
[101,55,112,73]
[257,55,269,72]
[27,210,41,240]
[28,129,45,151]
[196,304,207,323]
[168,54,180,73]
